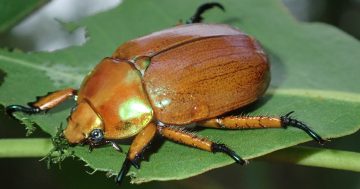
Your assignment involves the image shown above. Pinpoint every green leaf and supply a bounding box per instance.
[0,0,359,184]
[0,0,49,33]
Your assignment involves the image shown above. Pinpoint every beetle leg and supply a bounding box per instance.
[198,112,326,144]
[280,111,326,144]
[115,122,157,184]
[6,88,77,116]
[110,141,122,152]
[87,140,122,153]
[186,2,225,24]
[157,125,247,165]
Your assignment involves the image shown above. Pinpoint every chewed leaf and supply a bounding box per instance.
[40,125,73,169]
[0,0,359,184]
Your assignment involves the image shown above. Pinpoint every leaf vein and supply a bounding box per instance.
[0,55,83,85]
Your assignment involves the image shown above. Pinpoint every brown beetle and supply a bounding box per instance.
[6,3,325,184]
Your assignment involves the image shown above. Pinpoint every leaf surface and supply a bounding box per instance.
[0,0,359,184]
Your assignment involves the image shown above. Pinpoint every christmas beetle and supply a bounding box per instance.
[6,2,325,184]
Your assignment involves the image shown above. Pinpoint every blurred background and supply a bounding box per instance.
[0,0,359,188]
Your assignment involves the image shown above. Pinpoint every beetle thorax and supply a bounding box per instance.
[72,58,154,140]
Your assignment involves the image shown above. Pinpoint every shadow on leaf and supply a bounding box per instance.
[267,49,286,90]
[0,69,6,87]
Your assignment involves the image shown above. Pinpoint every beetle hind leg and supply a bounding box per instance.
[157,125,247,165]
[198,112,326,144]
[186,2,225,24]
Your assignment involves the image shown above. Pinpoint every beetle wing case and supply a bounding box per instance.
[112,24,241,59]
[113,24,270,125]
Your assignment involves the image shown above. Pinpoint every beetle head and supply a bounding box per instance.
[64,100,103,144]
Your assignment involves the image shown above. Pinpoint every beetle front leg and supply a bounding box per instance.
[198,112,326,144]
[6,88,77,116]
[87,140,122,152]
[157,125,247,165]
[116,122,157,184]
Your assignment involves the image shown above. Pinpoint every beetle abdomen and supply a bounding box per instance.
[144,34,269,124]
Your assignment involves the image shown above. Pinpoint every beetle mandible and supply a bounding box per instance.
[6,2,325,184]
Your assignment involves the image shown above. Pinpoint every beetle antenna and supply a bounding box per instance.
[186,2,225,24]
[280,112,326,144]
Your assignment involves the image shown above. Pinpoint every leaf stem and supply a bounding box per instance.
[259,146,360,172]
[0,138,52,158]
[0,139,359,172]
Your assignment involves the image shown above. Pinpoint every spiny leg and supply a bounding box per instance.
[186,2,225,24]
[198,111,326,144]
[157,124,247,165]
[6,88,77,116]
[115,122,157,184]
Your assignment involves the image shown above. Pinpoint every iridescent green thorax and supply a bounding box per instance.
[112,62,153,138]
[117,96,153,136]
[75,57,153,139]
[119,97,153,121]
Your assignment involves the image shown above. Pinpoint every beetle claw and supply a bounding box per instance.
[114,156,141,184]
[211,143,247,165]
[109,141,123,152]
[281,112,326,144]
[131,159,140,169]
[88,145,94,152]
[186,2,225,24]
[5,105,41,117]
[284,111,295,118]
[115,158,131,185]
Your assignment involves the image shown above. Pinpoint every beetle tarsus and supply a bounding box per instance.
[115,158,131,184]
[186,2,225,24]
[211,143,248,165]
[88,144,95,152]
[5,105,41,116]
[281,111,326,145]
[130,157,141,169]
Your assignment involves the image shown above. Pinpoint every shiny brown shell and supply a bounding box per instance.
[113,23,270,125]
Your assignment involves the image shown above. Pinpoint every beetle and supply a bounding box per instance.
[6,2,325,184]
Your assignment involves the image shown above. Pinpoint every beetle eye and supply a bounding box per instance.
[89,129,104,143]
